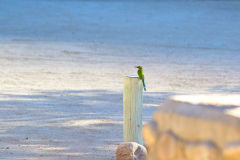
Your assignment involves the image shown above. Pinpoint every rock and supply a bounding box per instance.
[153,99,240,148]
[156,131,184,160]
[223,142,240,160]
[142,121,158,147]
[185,141,221,160]
[116,142,147,160]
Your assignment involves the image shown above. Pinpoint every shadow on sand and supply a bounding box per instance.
[0,89,171,160]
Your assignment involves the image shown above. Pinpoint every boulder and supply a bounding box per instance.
[116,142,147,160]
[185,142,221,160]
[142,121,158,147]
[156,131,184,160]
[223,142,240,160]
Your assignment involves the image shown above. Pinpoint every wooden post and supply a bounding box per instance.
[123,75,143,145]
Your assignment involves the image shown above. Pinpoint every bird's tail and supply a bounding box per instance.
[142,77,146,91]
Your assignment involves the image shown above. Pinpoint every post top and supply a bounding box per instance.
[125,75,139,78]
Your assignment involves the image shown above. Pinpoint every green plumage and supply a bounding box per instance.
[136,66,146,91]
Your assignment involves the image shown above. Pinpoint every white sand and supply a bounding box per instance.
[0,0,240,159]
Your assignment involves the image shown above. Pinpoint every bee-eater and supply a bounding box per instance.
[136,66,146,91]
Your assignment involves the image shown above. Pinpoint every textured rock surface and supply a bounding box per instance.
[223,142,240,160]
[142,95,240,160]
[116,142,147,160]
[153,98,240,148]
[185,142,221,160]
[156,131,184,160]
[142,121,158,147]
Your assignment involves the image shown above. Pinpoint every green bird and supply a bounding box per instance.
[136,66,146,91]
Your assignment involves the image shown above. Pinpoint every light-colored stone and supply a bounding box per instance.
[142,121,158,147]
[116,142,147,160]
[156,131,184,160]
[153,98,240,148]
[145,95,240,160]
[223,142,240,160]
[185,142,222,160]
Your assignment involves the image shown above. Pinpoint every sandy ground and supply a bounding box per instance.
[0,0,240,159]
